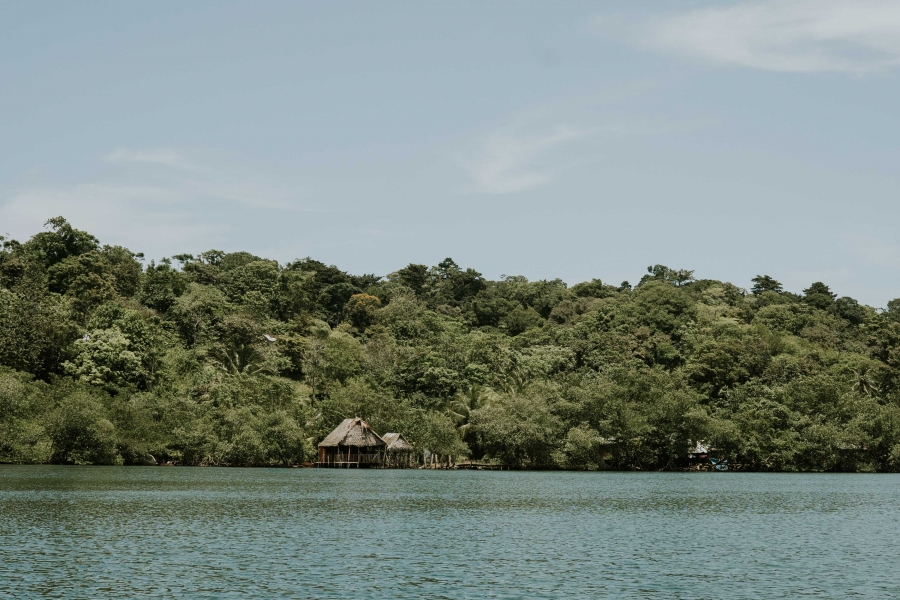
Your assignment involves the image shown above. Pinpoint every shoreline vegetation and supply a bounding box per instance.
[3,217,900,472]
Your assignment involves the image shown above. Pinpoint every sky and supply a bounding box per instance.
[2,1,900,306]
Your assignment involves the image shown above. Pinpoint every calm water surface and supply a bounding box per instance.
[1,466,898,599]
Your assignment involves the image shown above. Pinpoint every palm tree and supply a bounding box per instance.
[212,343,273,377]
[446,384,494,451]
[209,314,280,378]
[501,366,531,396]
[851,365,879,397]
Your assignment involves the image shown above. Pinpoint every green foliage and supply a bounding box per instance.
[220,251,264,271]
[0,284,79,377]
[2,217,900,471]
[213,407,313,466]
[318,378,405,438]
[318,282,363,323]
[208,314,285,376]
[64,328,147,392]
[408,411,469,458]
[393,263,428,295]
[502,306,544,336]
[168,283,231,346]
[803,282,836,310]
[0,369,52,463]
[49,389,122,465]
[751,275,783,295]
[832,296,867,325]
[554,424,606,470]
[571,278,617,299]
[345,293,381,330]
[22,217,99,268]
[48,246,141,299]
[221,259,279,317]
[472,390,563,468]
[639,265,695,287]
[138,259,187,313]
[295,322,363,397]
[886,298,900,320]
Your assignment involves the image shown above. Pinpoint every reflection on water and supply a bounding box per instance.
[1,467,898,598]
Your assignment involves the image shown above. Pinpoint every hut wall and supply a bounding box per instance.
[318,445,383,467]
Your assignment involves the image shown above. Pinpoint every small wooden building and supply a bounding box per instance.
[317,417,385,468]
[382,432,415,468]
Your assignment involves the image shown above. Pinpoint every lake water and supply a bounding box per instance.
[1,467,898,599]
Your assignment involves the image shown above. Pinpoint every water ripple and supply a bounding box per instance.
[1,467,898,599]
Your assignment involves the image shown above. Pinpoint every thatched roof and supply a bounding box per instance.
[382,433,413,452]
[319,418,385,448]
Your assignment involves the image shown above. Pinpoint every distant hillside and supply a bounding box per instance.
[2,217,899,471]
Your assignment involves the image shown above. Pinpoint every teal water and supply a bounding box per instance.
[1,467,898,599]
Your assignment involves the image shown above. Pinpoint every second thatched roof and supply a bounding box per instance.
[319,417,385,448]
[382,432,413,451]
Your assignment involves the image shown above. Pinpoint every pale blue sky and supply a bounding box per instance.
[2,1,900,305]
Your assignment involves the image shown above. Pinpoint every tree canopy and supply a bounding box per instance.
[2,217,900,471]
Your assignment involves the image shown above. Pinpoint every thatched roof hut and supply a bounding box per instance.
[320,417,385,448]
[381,432,414,468]
[318,418,385,467]
[381,433,413,452]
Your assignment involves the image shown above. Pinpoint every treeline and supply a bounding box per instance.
[2,218,900,470]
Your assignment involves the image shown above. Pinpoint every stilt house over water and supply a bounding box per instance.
[381,433,415,468]
[317,417,386,467]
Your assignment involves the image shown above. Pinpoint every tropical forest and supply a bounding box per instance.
[2,217,900,471]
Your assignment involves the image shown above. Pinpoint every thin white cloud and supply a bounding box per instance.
[104,148,197,170]
[462,109,691,195]
[466,124,591,194]
[595,0,900,73]
[98,147,317,210]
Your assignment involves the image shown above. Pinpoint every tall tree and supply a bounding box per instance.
[751,275,783,295]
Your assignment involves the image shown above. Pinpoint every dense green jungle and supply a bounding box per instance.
[2,218,900,471]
